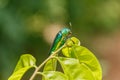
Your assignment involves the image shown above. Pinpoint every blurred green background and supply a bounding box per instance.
[1,0,120,80]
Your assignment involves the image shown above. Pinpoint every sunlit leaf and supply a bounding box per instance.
[8,54,36,80]
[57,57,95,80]
[42,71,68,80]
[73,46,102,80]
[66,37,80,47]
[8,67,33,80]
[62,45,102,80]
[43,58,57,71]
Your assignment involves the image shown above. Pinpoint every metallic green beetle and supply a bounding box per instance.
[49,28,72,55]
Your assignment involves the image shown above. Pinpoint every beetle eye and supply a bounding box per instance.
[69,31,72,35]
[69,31,72,34]
[67,31,72,37]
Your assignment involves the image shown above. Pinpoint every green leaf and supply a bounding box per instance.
[42,71,68,80]
[62,37,80,58]
[14,54,36,72]
[43,59,57,71]
[62,45,102,80]
[8,67,33,80]
[42,58,58,80]
[57,57,95,80]
[74,46,102,80]
[66,37,80,47]
[8,54,36,80]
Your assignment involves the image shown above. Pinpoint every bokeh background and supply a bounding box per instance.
[0,0,120,80]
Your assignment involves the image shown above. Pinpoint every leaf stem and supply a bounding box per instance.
[29,44,66,80]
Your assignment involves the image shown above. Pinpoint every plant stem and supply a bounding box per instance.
[29,44,66,80]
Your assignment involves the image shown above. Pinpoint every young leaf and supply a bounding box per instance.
[62,37,80,57]
[42,58,58,80]
[42,71,68,80]
[73,46,102,80]
[62,44,102,80]
[43,59,57,71]
[8,54,36,80]
[8,67,33,80]
[57,57,95,80]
